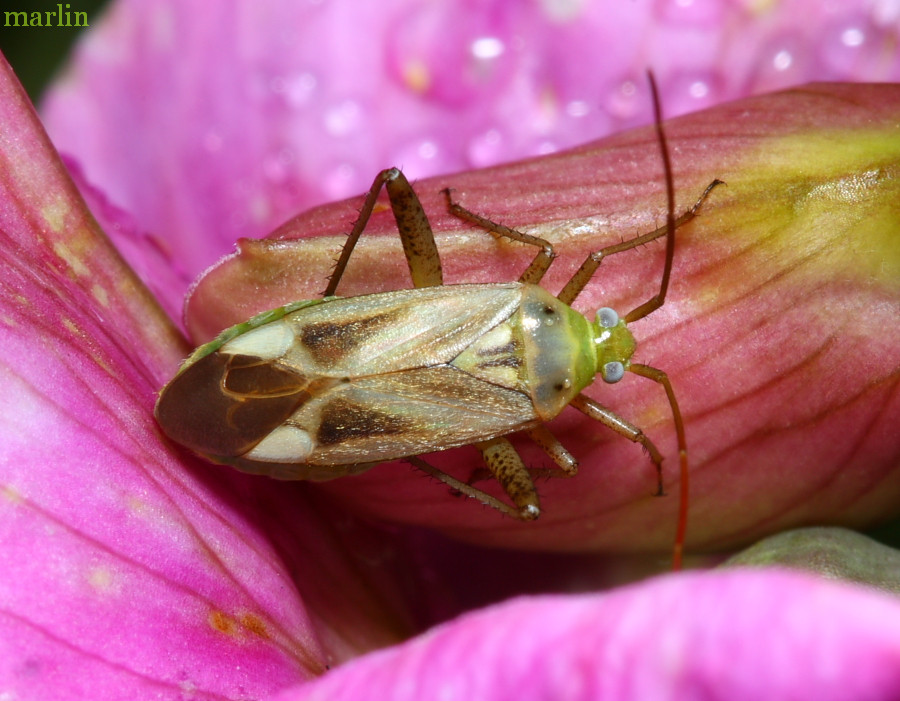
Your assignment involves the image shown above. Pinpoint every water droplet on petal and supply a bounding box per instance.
[391,138,444,177]
[386,5,514,106]
[417,140,439,161]
[471,36,505,61]
[842,26,866,47]
[664,71,724,117]
[605,76,643,121]
[262,148,295,186]
[773,50,792,72]
[285,72,318,107]
[750,36,810,92]
[819,17,884,78]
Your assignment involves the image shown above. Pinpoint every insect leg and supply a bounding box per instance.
[526,425,578,476]
[557,74,722,309]
[475,437,541,519]
[568,393,665,497]
[406,455,532,520]
[628,362,690,569]
[468,427,577,485]
[443,189,557,285]
[555,178,722,307]
[325,168,443,296]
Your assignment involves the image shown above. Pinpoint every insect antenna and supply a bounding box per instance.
[628,72,689,570]
[623,72,677,325]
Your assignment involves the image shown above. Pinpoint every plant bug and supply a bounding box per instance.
[155,76,721,568]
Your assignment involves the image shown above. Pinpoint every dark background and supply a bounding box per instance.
[0,0,109,100]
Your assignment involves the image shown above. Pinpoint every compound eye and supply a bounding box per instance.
[602,361,625,384]
[597,307,619,328]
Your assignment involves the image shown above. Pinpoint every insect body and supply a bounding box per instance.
[157,281,633,496]
[156,76,720,566]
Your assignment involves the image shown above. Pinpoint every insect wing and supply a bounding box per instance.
[275,283,524,376]
[293,365,537,465]
[157,283,537,472]
[155,343,319,458]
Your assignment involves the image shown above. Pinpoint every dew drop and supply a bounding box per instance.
[841,26,865,47]
[819,17,883,77]
[386,5,513,105]
[285,72,318,106]
[664,71,723,116]
[772,50,792,72]
[269,72,318,107]
[471,36,505,61]
[606,77,642,120]
[418,140,439,161]
[391,138,443,175]
[262,148,295,185]
[750,36,808,92]
[688,80,709,99]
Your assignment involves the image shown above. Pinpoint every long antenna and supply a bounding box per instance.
[624,72,678,324]
[634,71,688,570]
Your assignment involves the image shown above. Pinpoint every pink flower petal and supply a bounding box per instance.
[0,56,422,699]
[270,570,900,701]
[2,1,897,697]
[58,154,192,327]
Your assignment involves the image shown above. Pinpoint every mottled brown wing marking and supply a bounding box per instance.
[451,324,525,390]
[223,354,312,396]
[299,367,539,465]
[316,396,414,445]
[476,356,523,370]
[157,352,304,457]
[476,340,518,357]
[157,351,346,459]
[299,310,403,366]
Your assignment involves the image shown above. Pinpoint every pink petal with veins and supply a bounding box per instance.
[185,83,900,554]
[271,570,900,701]
[0,55,422,700]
